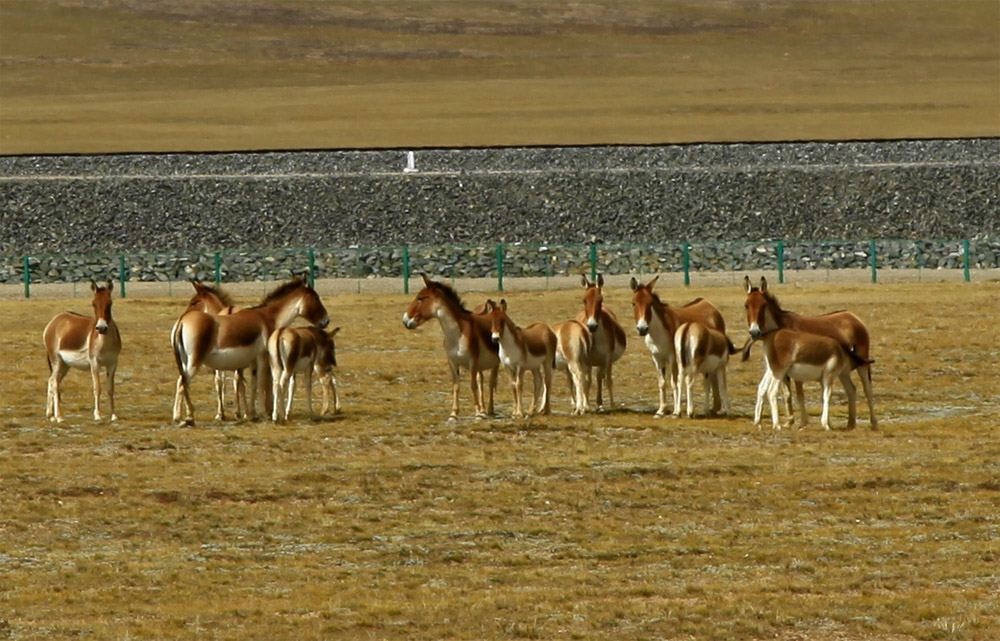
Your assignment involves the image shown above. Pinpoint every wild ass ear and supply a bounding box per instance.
[500,299,508,312]
[646,275,659,290]
[105,280,113,293]
[629,276,639,292]
[760,276,768,292]
[580,274,590,288]
[90,279,98,292]
[329,326,341,337]
[743,275,753,293]
[596,273,604,289]
[421,274,432,287]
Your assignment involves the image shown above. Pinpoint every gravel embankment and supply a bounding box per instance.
[1,138,997,256]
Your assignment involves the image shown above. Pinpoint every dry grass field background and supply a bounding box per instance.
[1,278,998,640]
[2,0,998,153]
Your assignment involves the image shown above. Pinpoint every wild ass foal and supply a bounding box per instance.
[629,276,726,417]
[551,320,592,415]
[743,275,877,429]
[743,326,866,431]
[674,321,740,418]
[43,280,122,422]
[172,276,329,425]
[268,325,341,423]
[485,300,557,418]
[403,275,499,420]
[577,275,627,411]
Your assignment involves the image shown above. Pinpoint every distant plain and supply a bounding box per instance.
[2,0,998,154]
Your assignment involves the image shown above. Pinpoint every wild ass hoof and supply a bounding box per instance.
[110,414,120,422]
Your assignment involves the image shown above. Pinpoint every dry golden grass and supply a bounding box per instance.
[2,0,998,153]
[1,279,998,640]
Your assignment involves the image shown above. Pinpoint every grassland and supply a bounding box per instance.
[2,0,998,154]
[0,279,998,640]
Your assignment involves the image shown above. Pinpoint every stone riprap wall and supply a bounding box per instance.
[1,138,997,283]
[1,239,997,286]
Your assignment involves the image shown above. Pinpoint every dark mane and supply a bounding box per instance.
[762,289,787,312]
[200,284,234,307]
[258,279,306,307]
[428,280,469,313]
[647,289,668,309]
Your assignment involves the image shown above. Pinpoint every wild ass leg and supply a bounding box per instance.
[214,370,227,420]
[509,367,524,418]
[654,361,670,418]
[594,365,605,411]
[856,363,877,429]
[682,369,695,418]
[174,370,197,425]
[819,377,834,430]
[285,373,298,420]
[604,364,616,410]
[670,361,682,418]
[487,367,497,416]
[447,363,461,421]
[271,367,287,422]
[304,369,316,418]
[48,360,69,423]
[718,369,731,417]
[766,375,784,430]
[540,362,553,415]
[470,367,488,419]
[841,372,858,430]
[90,359,104,421]
[791,381,806,429]
[754,369,769,427]
[106,361,118,421]
[709,374,722,415]
[332,374,341,412]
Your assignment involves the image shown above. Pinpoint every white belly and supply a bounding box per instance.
[786,362,827,383]
[57,347,91,370]
[205,345,261,371]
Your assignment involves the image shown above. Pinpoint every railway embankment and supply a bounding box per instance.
[1,139,997,272]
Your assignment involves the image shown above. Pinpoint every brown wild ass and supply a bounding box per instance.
[577,274,627,411]
[402,275,500,421]
[179,280,248,420]
[629,276,726,417]
[743,327,866,430]
[172,276,329,425]
[551,320,592,415]
[743,275,876,429]
[43,280,122,423]
[268,325,341,423]
[485,299,557,418]
[673,321,739,418]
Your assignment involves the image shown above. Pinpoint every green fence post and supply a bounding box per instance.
[869,240,878,283]
[496,244,505,292]
[963,239,971,282]
[23,256,30,299]
[682,242,691,286]
[777,240,785,284]
[308,249,316,288]
[402,246,410,294]
[589,244,597,282]
[119,254,127,298]
[214,252,222,286]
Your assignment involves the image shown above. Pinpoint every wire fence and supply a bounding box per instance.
[3,238,998,298]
